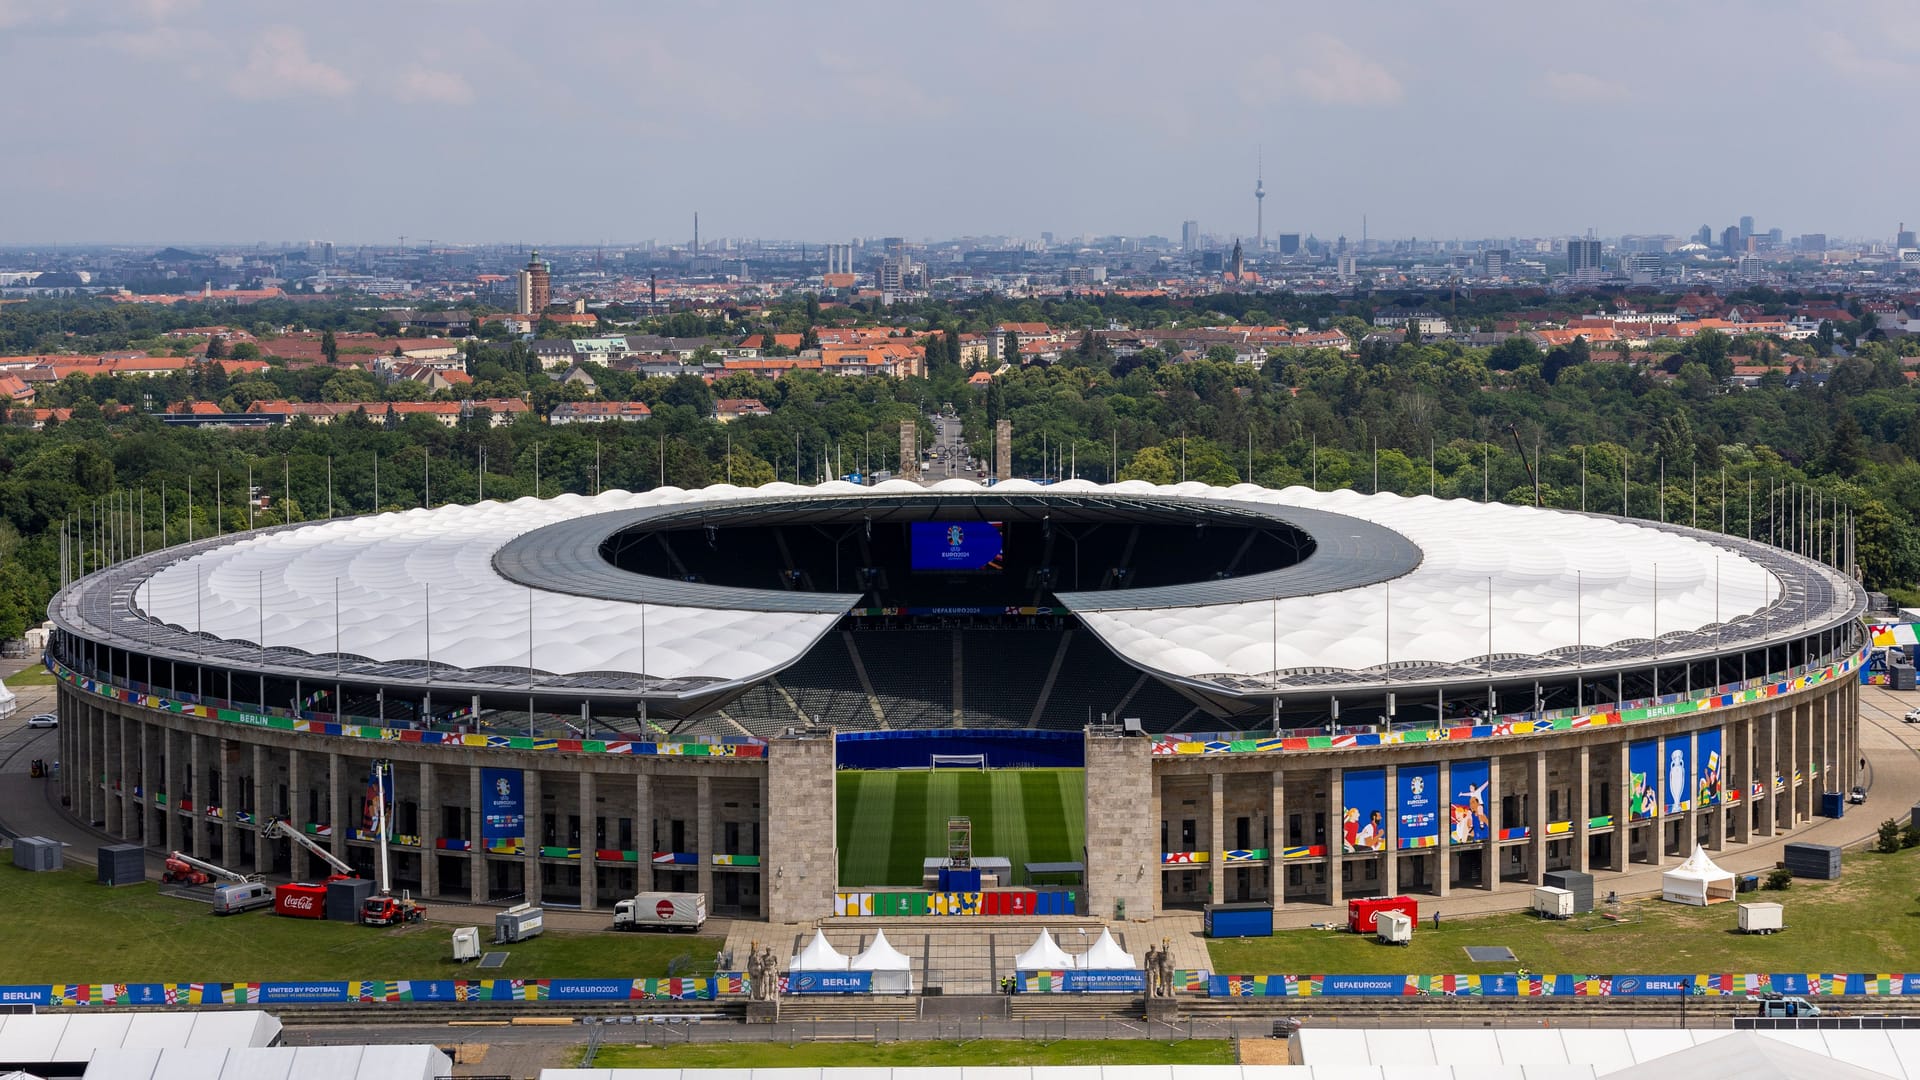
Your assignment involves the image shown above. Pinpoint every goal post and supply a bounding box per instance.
[929,753,987,771]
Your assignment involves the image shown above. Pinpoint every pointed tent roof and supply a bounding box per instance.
[0,678,14,715]
[848,929,912,972]
[791,929,850,971]
[1669,843,1735,881]
[1078,927,1139,970]
[1013,929,1077,971]
[1600,1030,1894,1080]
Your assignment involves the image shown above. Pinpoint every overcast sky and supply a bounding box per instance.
[3,0,1917,246]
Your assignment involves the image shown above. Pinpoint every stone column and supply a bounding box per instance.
[1759,709,1779,838]
[420,761,439,899]
[1207,772,1225,906]
[768,736,842,924]
[1612,746,1629,871]
[1382,764,1399,896]
[328,753,348,863]
[522,766,544,905]
[695,773,714,906]
[468,766,490,903]
[1709,724,1729,850]
[138,721,153,847]
[1783,704,1799,828]
[1684,731,1701,854]
[287,748,306,877]
[121,714,136,839]
[578,770,597,911]
[1527,751,1546,885]
[165,727,185,854]
[758,770,771,918]
[1573,745,1591,873]
[1436,759,1452,896]
[1270,769,1285,909]
[251,744,269,875]
[1326,767,1344,906]
[636,771,655,894]
[188,732,205,855]
[1482,758,1500,890]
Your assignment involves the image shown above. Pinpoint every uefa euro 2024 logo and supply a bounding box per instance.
[1410,775,1425,798]
[495,776,512,800]
[946,525,965,551]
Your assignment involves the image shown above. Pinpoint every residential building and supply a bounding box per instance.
[715,398,771,422]
[550,400,653,425]
[1566,238,1603,282]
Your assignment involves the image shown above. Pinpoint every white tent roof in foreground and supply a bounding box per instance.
[790,929,851,971]
[82,1044,451,1080]
[1013,928,1078,970]
[113,478,1853,694]
[848,929,912,972]
[1293,1028,1920,1078]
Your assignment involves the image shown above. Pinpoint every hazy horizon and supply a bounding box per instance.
[4,0,1917,246]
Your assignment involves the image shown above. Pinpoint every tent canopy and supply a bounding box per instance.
[1662,844,1736,906]
[1078,927,1139,970]
[849,929,912,972]
[1601,1030,1895,1080]
[0,679,15,719]
[790,929,850,971]
[1013,929,1077,970]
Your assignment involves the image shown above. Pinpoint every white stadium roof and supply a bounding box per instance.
[84,478,1855,702]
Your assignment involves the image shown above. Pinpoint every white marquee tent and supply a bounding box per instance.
[848,929,914,994]
[789,930,851,972]
[1013,929,1077,970]
[1661,844,1737,906]
[0,678,16,721]
[1078,928,1139,970]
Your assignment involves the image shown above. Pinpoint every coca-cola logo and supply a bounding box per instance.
[281,894,315,910]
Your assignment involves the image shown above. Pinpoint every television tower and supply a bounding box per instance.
[1254,150,1265,249]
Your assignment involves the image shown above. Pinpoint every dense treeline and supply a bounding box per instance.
[1,292,1918,642]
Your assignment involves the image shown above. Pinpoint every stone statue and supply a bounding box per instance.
[760,945,781,1000]
[1144,944,1163,997]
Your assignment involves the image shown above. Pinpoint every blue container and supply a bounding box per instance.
[939,867,982,892]
[1204,903,1274,938]
[1820,791,1846,819]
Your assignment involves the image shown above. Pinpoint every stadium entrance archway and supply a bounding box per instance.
[833,731,1085,894]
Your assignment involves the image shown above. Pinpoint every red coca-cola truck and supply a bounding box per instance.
[274,882,330,918]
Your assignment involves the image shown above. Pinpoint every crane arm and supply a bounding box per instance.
[1506,423,1541,507]
[261,818,354,877]
[165,850,255,884]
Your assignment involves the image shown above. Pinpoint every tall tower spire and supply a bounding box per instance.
[1254,148,1266,250]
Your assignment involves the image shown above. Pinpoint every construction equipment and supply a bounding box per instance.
[261,817,357,918]
[161,850,255,887]
[359,760,425,926]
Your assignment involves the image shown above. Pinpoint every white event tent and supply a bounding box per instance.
[1661,844,1737,906]
[848,929,914,994]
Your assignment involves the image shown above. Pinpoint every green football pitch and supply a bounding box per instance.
[835,768,1086,887]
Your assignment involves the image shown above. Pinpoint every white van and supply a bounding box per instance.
[212,881,274,915]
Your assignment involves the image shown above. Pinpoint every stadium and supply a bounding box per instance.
[46,478,1866,926]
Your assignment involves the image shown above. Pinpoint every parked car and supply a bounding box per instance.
[1849,785,1868,804]
[1904,707,1920,724]
[25,713,57,729]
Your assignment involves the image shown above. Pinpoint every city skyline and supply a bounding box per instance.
[3,1,1919,244]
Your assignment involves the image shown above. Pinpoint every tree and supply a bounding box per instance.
[1487,336,1540,371]
[1003,329,1021,367]
[203,335,226,360]
[321,329,339,365]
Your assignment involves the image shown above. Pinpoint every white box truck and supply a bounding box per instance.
[613,891,708,932]
[1738,901,1784,934]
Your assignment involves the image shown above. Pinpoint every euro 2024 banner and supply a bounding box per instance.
[1448,760,1490,843]
[1342,769,1387,853]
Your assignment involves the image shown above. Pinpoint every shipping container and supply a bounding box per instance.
[1204,902,1273,938]
[1347,895,1418,933]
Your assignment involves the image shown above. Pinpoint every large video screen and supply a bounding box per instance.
[910,521,1005,573]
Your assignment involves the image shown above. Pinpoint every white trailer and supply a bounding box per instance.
[1739,901,1784,934]
[494,903,544,944]
[613,891,708,932]
[1375,908,1412,945]
[1532,885,1575,919]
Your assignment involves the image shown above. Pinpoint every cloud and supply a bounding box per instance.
[393,67,475,106]
[1287,33,1404,106]
[227,26,352,100]
[1543,71,1629,103]
[1811,30,1915,86]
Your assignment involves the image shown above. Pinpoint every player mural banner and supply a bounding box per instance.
[1664,736,1692,815]
[1696,729,1724,809]
[1397,764,1440,849]
[1342,769,1387,853]
[0,978,741,1008]
[1448,760,1490,844]
[1201,973,1920,999]
[479,768,524,842]
[1629,739,1660,820]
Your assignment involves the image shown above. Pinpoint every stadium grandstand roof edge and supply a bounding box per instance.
[50,479,1865,708]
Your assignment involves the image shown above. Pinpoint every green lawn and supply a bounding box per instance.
[1209,845,1920,975]
[836,768,1085,887]
[4,666,54,688]
[589,1040,1235,1069]
[0,868,719,983]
